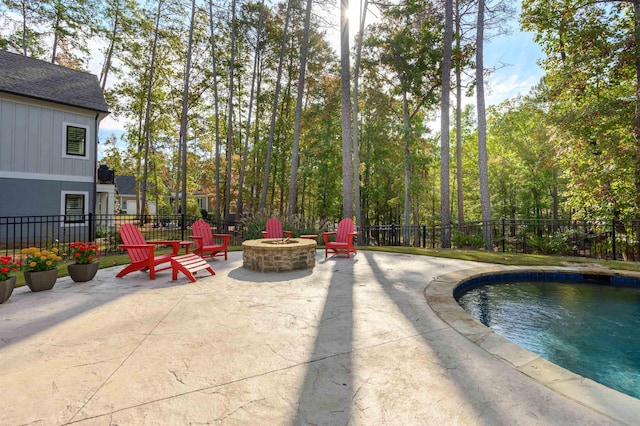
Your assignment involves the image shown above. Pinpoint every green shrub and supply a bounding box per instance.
[240,211,330,242]
[527,231,573,255]
[452,231,484,249]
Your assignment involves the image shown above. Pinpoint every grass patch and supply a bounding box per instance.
[360,246,640,272]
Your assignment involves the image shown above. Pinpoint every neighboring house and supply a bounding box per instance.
[194,189,210,213]
[0,49,109,226]
[168,189,212,215]
[115,175,157,215]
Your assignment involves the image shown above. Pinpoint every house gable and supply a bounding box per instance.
[0,50,109,114]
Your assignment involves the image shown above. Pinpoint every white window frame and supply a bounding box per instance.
[60,191,89,226]
[62,122,90,159]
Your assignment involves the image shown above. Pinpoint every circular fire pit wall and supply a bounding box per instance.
[242,238,317,272]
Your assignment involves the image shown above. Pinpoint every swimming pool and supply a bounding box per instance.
[456,275,640,400]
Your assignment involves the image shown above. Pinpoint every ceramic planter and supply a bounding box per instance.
[24,269,58,292]
[67,262,99,283]
[0,276,16,303]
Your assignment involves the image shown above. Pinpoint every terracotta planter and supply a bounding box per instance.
[67,262,99,283]
[0,276,16,303]
[24,269,58,292]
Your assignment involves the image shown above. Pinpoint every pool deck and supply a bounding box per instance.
[1,250,638,425]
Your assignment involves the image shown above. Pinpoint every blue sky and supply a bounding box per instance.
[483,26,545,106]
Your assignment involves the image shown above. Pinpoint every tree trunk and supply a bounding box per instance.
[440,0,453,248]
[352,0,368,236]
[633,0,640,218]
[179,0,196,217]
[51,12,60,63]
[100,0,120,91]
[208,0,222,222]
[340,0,353,219]
[224,0,237,220]
[476,0,493,250]
[403,91,411,246]
[260,0,292,211]
[237,0,265,218]
[287,0,313,217]
[455,0,464,225]
[21,0,27,55]
[140,0,162,226]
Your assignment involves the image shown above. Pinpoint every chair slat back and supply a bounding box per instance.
[192,219,214,247]
[336,218,355,243]
[119,224,149,263]
[265,218,283,238]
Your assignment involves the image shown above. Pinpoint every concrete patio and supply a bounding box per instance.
[1,250,637,425]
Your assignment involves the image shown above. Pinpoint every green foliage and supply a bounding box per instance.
[95,226,116,239]
[451,231,484,249]
[240,210,330,240]
[526,229,584,256]
[521,0,640,219]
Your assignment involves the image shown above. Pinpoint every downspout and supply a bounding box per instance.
[92,112,99,241]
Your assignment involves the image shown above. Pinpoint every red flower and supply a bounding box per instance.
[1,267,8,274]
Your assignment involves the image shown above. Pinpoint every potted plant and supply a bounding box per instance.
[0,256,21,303]
[21,247,61,291]
[67,242,99,282]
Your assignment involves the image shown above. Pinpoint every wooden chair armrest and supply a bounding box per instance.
[322,232,336,243]
[189,235,204,248]
[118,244,154,249]
[284,231,293,238]
[261,231,268,238]
[212,234,231,245]
[149,240,182,245]
[150,240,190,254]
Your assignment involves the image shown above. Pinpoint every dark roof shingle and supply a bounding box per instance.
[0,49,109,113]
[115,176,137,195]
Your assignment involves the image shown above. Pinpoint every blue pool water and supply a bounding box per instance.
[457,278,640,400]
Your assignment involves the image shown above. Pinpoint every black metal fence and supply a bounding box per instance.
[1,214,639,262]
[0,214,244,259]
[361,219,640,261]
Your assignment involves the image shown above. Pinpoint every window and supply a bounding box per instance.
[63,123,89,158]
[66,126,86,156]
[60,191,88,225]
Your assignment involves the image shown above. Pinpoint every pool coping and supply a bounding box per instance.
[425,265,640,425]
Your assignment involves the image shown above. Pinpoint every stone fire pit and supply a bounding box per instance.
[242,238,316,272]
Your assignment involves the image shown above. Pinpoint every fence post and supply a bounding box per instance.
[88,212,94,242]
[502,218,505,252]
[181,214,186,240]
[612,219,616,261]
[431,225,435,248]
[391,223,396,246]
[422,225,427,248]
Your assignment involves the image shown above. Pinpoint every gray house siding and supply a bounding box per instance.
[0,178,93,217]
[0,178,93,244]
[0,95,96,179]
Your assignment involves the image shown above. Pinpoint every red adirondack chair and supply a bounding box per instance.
[323,218,357,259]
[261,218,292,239]
[117,224,189,279]
[189,219,230,260]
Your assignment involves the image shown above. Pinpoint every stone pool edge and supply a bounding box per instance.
[425,265,640,425]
